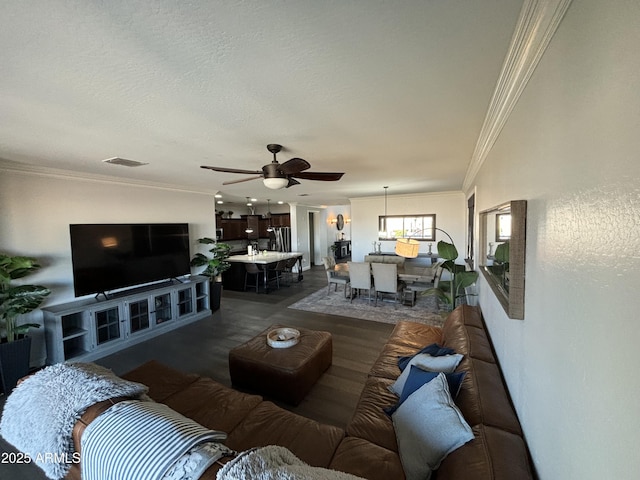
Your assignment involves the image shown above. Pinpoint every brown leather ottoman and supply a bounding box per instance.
[229,325,332,405]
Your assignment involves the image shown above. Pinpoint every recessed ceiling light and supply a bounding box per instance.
[251,198,257,202]
[214,194,222,198]
[217,200,224,204]
[102,157,148,167]
[277,201,284,204]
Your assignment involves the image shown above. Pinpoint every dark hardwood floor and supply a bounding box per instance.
[0,263,394,479]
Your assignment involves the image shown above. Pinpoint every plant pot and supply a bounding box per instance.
[210,281,223,312]
[0,336,32,394]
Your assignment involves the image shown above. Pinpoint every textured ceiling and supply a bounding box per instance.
[0,0,523,206]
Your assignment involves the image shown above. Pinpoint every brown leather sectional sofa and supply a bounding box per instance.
[106,305,535,479]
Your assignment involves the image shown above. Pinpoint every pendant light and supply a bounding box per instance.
[378,186,388,238]
[266,199,274,232]
[245,197,254,233]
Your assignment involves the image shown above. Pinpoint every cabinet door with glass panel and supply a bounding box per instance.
[126,298,151,337]
[90,304,125,348]
[152,291,174,325]
[176,285,195,318]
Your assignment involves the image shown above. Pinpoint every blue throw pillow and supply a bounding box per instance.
[385,366,466,415]
[392,373,474,480]
[390,353,464,396]
[398,343,456,372]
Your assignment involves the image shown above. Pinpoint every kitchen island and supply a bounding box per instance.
[223,251,303,293]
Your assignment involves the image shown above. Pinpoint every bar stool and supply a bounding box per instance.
[244,263,262,292]
[268,260,288,289]
[283,257,299,285]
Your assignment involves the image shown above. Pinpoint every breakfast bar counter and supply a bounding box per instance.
[223,251,303,293]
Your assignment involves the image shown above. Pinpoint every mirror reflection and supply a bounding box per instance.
[479,200,526,320]
[486,209,511,294]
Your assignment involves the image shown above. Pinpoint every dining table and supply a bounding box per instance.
[332,262,434,283]
[332,261,434,306]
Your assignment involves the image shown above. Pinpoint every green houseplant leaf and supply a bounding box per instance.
[494,241,510,265]
[422,240,478,310]
[454,271,480,291]
[190,239,232,281]
[436,241,458,261]
[0,254,51,342]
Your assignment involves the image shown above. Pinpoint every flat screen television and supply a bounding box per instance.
[69,223,191,297]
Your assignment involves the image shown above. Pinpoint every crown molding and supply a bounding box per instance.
[0,158,215,196]
[350,190,464,203]
[462,0,573,191]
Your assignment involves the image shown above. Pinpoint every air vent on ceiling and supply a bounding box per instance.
[102,157,148,167]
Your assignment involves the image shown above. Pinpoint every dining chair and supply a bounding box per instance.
[325,269,349,295]
[347,261,373,304]
[244,263,263,292]
[322,254,348,295]
[322,256,336,270]
[371,262,405,306]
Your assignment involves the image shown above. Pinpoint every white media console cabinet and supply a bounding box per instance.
[43,276,210,364]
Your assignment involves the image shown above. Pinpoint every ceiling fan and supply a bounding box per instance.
[201,144,344,190]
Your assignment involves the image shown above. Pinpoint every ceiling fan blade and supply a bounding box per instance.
[222,175,263,185]
[201,165,262,175]
[292,171,345,181]
[279,158,311,175]
[286,177,301,188]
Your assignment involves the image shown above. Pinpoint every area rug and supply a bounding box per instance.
[288,287,445,327]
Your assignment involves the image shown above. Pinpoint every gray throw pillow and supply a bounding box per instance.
[392,373,474,480]
[389,353,463,396]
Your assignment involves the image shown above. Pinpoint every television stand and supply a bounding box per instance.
[43,276,211,365]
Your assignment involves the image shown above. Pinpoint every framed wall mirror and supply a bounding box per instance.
[479,200,527,319]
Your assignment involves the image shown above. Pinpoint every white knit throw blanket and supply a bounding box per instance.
[0,362,149,480]
[217,445,366,480]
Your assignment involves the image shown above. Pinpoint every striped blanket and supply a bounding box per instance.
[0,362,150,480]
[81,401,227,480]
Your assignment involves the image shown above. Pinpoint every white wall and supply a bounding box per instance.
[468,1,640,478]
[350,192,465,262]
[0,168,217,366]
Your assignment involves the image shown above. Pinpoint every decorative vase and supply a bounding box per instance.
[0,336,32,394]
[210,281,223,312]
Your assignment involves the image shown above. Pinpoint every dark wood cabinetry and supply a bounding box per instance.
[269,213,290,227]
[217,214,290,240]
[246,215,259,240]
[224,219,245,240]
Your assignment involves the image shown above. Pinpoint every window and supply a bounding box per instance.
[378,214,436,240]
[495,213,511,241]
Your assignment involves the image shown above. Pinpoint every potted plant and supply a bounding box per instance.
[424,240,478,312]
[0,254,51,393]
[490,241,510,292]
[190,239,232,312]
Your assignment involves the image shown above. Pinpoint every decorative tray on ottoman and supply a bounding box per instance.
[267,327,300,349]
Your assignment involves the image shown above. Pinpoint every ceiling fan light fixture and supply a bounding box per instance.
[263,177,289,189]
